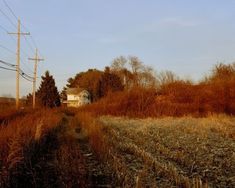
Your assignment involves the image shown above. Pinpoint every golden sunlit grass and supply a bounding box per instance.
[77,113,235,187]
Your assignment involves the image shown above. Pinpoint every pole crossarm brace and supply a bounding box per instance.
[8,32,30,35]
[28,57,44,61]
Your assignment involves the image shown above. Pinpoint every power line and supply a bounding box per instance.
[1,49,35,75]
[1,0,39,55]
[21,58,34,73]
[0,24,8,33]
[0,2,44,102]
[0,44,16,54]
[2,0,44,58]
[0,65,34,82]
[0,8,16,29]
[2,0,17,20]
[22,35,34,53]
[19,71,33,82]
[17,19,43,56]
[0,59,16,67]
[0,41,34,74]
[0,24,18,47]
[0,26,32,65]
[4,28,32,58]
[29,35,38,49]
[20,48,30,59]
[19,24,35,53]
[0,59,34,80]
[0,65,16,71]
[21,23,42,56]
[20,23,36,46]
[19,69,34,79]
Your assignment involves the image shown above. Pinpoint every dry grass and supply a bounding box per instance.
[1,106,234,187]
[0,108,106,187]
[77,113,235,187]
[101,115,235,187]
[0,108,64,187]
[76,112,106,157]
[53,112,87,187]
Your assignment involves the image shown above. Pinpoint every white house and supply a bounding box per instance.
[64,88,91,107]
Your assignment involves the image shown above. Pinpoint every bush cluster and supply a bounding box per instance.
[81,63,235,117]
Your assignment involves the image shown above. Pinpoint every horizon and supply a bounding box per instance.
[1,0,235,97]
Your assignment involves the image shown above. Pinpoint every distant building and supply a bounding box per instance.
[64,88,91,107]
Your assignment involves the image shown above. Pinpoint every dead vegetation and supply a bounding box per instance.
[0,109,65,187]
[0,108,120,187]
[0,107,234,187]
[76,113,235,187]
[80,63,235,117]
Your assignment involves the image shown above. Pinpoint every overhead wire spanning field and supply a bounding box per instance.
[0,60,34,82]
[0,0,44,87]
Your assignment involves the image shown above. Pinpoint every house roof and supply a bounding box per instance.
[66,88,89,95]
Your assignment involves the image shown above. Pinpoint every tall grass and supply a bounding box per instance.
[0,108,64,187]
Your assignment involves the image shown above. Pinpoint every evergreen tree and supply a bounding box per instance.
[37,71,61,107]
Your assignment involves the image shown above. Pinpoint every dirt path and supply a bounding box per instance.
[60,115,117,187]
[11,112,118,187]
[76,133,114,187]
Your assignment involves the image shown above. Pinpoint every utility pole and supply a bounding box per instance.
[8,19,30,110]
[28,48,44,109]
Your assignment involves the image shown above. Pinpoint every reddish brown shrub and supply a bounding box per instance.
[80,63,235,118]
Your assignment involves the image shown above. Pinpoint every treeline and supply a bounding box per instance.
[74,56,235,117]
[62,56,157,102]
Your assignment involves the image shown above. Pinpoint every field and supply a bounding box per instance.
[90,115,235,187]
[0,108,234,187]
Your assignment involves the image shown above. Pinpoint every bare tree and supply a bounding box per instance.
[111,56,127,71]
[111,55,158,89]
[158,70,178,87]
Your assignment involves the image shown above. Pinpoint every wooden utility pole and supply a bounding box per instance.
[28,48,44,109]
[8,19,30,109]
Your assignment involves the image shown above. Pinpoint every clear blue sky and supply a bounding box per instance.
[1,0,235,97]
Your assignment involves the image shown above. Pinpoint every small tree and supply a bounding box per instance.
[37,71,61,108]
